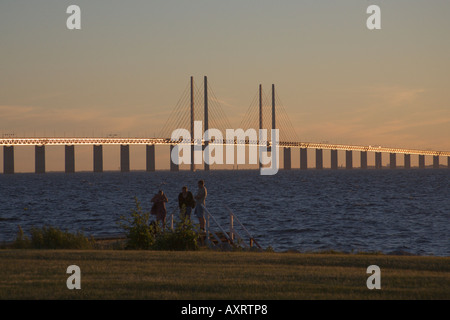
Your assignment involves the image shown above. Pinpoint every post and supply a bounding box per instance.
[120,145,130,172]
[190,76,195,172]
[331,149,338,170]
[390,153,397,169]
[433,156,440,169]
[146,144,156,172]
[300,148,308,170]
[404,154,411,169]
[360,151,368,169]
[448,156,450,169]
[419,155,425,169]
[65,145,75,173]
[375,152,382,169]
[205,212,210,246]
[271,84,277,171]
[204,76,209,171]
[259,84,263,170]
[3,146,14,174]
[346,150,353,169]
[35,145,45,174]
[230,213,234,242]
[259,84,263,133]
[272,84,276,131]
[316,149,323,170]
[283,148,291,170]
[93,145,103,173]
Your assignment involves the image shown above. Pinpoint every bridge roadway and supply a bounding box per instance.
[1,138,449,157]
[1,137,450,174]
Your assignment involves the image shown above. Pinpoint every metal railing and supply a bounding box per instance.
[225,205,262,249]
[203,206,233,249]
[166,204,261,250]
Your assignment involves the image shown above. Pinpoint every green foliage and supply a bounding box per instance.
[31,226,93,249]
[13,225,93,249]
[119,197,199,251]
[153,215,199,251]
[118,197,158,250]
[12,225,30,249]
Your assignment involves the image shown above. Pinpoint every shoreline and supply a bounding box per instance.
[1,234,445,258]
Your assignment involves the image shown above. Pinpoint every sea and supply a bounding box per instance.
[0,169,449,256]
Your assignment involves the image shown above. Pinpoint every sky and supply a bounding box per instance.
[1,0,449,172]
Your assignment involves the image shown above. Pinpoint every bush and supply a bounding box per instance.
[13,225,93,249]
[118,197,158,249]
[30,226,93,249]
[153,216,199,251]
[119,198,199,251]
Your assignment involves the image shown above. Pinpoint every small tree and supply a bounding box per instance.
[118,197,159,249]
[153,215,199,251]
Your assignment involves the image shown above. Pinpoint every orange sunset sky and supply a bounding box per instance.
[1,0,449,172]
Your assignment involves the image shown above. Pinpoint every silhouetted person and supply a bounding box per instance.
[151,190,168,230]
[194,180,207,231]
[178,186,195,221]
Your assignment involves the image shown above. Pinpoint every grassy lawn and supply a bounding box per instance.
[0,249,449,299]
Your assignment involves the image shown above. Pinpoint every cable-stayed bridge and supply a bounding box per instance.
[1,76,449,174]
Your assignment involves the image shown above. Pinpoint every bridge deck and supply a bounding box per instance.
[0,138,449,156]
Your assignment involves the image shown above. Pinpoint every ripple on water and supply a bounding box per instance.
[0,170,449,256]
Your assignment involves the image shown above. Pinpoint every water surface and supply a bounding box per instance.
[0,169,448,256]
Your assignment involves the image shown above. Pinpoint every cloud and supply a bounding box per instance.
[361,85,427,110]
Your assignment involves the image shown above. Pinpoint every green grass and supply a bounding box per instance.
[0,250,448,299]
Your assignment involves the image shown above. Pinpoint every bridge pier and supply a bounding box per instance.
[375,152,382,169]
[360,151,368,169]
[346,150,353,169]
[204,144,210,171]
[390,153,397,169]
[300,148,308,170]
[315,149,323,170]
[65,145,75,173]
[404,154,411,169]
[283,148,291,170]
[120,145,130,172]
[35,145,45,174]
[191,145,195,172]
[93,145,103,173]
[433,156,440,169]
[330,150,338,170]
[419,155,425,169]
[3,146,14,174]
[146,145,156,172]
[170,145,179,172]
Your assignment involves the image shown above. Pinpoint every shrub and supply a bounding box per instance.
[153,215,199,251]
[118,197,158,249]
[30,226,93,249]
[119,197,199,251]
[13,225,93,249]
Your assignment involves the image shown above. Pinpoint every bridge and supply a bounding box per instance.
[1,76,449,174]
